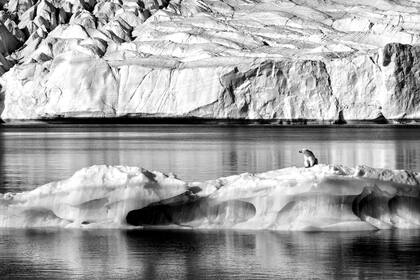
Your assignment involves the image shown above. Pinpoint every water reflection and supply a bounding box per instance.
[1,229,420,279]
[1,125,420,192]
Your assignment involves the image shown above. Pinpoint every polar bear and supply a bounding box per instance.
[299,149,318,168]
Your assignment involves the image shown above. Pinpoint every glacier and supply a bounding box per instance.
[1,164,420,231]
[2,1,420,121]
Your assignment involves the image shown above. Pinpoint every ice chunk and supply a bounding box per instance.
[1,164,420,230]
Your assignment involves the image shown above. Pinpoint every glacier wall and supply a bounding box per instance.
[2,1,420,121]
[1,164,420,231]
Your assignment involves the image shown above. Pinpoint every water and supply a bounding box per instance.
[1,124,420,193]
[1,229,420,279]
[1,124,420,279]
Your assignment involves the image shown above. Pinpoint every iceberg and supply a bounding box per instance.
[1,164,420,230]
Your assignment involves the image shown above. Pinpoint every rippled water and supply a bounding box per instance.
[1,229,420,279]
[1,124,420,193]
[1,124,420,279]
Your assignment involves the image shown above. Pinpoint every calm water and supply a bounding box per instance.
[1,229,420,279]
[1,124,420,279]
[1,124,420,193]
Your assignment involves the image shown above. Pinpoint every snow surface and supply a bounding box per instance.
[1,164,420,231]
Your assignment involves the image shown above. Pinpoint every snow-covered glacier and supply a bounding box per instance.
[1,164,420,230]
[2,0,420,121]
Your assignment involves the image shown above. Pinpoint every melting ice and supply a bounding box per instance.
[1,164,420,231]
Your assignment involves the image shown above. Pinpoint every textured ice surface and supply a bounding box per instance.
[1,164,420,231]
[2,1,420,120]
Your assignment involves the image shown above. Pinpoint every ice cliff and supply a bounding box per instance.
[1,0,420,121]
[1,164,420,230]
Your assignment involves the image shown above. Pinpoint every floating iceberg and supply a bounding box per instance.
[1,164,420,231]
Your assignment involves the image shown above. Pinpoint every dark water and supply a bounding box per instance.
[1,229,420,279]
[1,124,420,193]
[1,124,420,279]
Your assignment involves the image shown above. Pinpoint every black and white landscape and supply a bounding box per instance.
[2,0,420,279]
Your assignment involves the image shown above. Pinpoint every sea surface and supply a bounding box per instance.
[1,124,420,279]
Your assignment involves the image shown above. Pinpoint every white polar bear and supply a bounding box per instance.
[299,149,318,168]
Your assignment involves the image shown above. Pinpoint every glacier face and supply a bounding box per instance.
[1,164,420,230]
[2,0,420,120]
